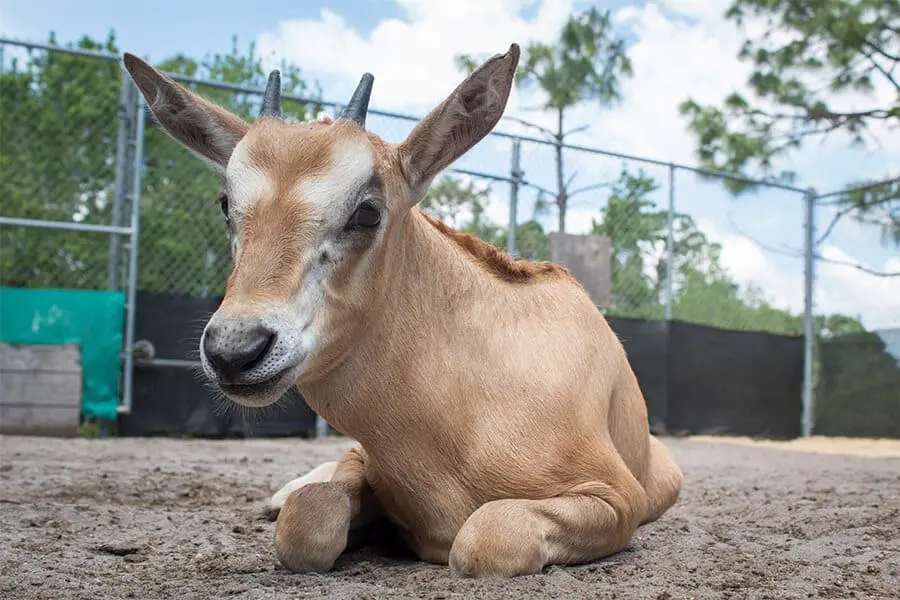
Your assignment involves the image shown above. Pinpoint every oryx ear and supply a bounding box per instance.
[398,44,520,200]
[123,53,249,168]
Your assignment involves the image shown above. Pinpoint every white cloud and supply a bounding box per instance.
[696,217,801,310]
[815,246,900,330]
[697,217,900,330]
[256,0,572,114]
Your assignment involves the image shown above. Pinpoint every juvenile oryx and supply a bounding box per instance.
[122,43,682,578]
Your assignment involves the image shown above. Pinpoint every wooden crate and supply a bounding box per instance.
[0,342,83,436]
[549,232,612,310]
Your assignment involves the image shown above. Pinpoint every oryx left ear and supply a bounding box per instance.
[123,52,250,169]
[398,43,520,200]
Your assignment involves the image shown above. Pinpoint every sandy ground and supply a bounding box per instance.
[1,434,898,600]
[687,435,900,458]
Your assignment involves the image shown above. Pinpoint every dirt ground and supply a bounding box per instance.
[1,434,898,600]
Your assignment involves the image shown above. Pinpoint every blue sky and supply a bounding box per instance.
[0,0,398,61]
[2,0,897,329]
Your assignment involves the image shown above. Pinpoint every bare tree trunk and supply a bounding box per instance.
[555,107,566,233]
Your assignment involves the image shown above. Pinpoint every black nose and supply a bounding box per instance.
[203,322,276,381]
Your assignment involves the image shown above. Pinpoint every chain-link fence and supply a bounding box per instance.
[809,181,900,438]
[0,40,131,291]
[3,37,897,438]
[511,135,815,334]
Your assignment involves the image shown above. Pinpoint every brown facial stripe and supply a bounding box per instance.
[225,192,311,302]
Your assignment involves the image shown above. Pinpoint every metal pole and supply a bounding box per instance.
[664,165,676,320]
[0,217,132,235]
[108,70,133,290]
[507,137,521,256]
[801,187,817,438]
[119,84,147,415]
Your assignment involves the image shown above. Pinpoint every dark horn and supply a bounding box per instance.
[259,70,282,119]
[339,73,374,127]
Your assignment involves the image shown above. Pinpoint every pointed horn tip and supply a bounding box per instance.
[356,72,375,94]
[265,70,282,90]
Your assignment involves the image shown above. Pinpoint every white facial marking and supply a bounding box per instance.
[299,138,374,216]
[286,137,376,375]
[225,138,272,219]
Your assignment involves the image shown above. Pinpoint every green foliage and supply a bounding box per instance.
[419,174,553,262]
[421,177,492,228]
[0,31,322,295]
[456,8,633,233]
[679,0,900,243]
[583,168,867,335]
[590,169,666,314]
[815,330,900,438]
[1,32,122,288]
[509,7,632,112]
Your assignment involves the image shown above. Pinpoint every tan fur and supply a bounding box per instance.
[122,44,682,579]
[418,211,576,284]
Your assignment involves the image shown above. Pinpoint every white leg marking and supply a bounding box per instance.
[269,461,338,510]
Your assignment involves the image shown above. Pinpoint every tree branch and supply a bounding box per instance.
[726,212,803,259]
[816,203,857,246]
[563,124,590,137]
[726,212,900,277]
[568,181,613,199]
[812,253,900,277]
[821,18,900,88]
[750,106,894,123]
[519,180,558,200]
[818,177,900,201]
[500,115,556,141]
[520,102,554,112]
[859,35,900,64]
[862,48,900,92]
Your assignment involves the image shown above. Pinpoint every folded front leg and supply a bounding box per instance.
[274,445,382,572]
[448,471,648,578]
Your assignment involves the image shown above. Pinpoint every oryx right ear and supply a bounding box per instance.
[397,43,519,202]
[123,53,249,169]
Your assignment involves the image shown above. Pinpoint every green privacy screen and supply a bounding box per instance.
[0,287,125,420]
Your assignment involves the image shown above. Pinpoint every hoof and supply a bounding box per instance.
[274,482,352,573]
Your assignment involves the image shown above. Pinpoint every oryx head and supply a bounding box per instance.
[123,44,520,407]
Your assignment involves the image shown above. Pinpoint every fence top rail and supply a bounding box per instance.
[1,35,810,195]
[0,36,120,62]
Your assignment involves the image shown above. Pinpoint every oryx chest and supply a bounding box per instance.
[363,454,478,563]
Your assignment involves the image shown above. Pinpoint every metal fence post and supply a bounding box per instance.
[120,81,147,415]
[801,187,817,438]
[507,137,522,256]
[108,70,135,290]
[664,164,676,320]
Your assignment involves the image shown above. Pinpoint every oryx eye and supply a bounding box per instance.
[346,201,381,230]
[218,193,229,221]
